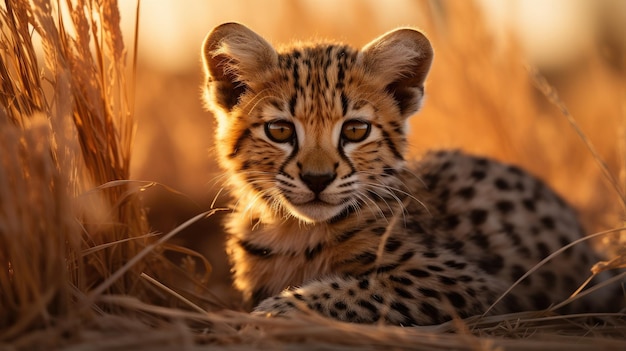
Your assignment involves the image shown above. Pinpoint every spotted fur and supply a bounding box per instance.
[201,23,622,325]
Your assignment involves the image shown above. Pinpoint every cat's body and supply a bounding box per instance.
[202,23,621,325]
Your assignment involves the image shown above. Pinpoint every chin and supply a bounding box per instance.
[285,201,346,223]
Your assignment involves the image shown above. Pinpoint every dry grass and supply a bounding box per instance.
[0,0,625,350]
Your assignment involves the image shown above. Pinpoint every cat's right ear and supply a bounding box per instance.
[202,23,278,112]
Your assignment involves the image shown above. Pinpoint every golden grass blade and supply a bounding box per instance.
[528,66,626,212]
[85,208,225,301]
[140,273,208,314]
[484,227,626,315]
[549,271,626,312]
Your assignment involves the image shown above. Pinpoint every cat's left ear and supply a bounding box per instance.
[359,28,433,118]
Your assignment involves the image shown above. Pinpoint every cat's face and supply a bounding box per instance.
[203,23,432,223]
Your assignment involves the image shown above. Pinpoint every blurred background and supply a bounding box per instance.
[120,0,625,302]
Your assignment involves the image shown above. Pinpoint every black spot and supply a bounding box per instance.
[394,287,414,299]
[536,242,551,260]
[478,254,504,274]
[511,265,530,286]
[239,240,272,258]
[530,226,541,236]
[496,200,515,214]
[348,289,355,296]
[390,301,415,325]
[377,263,400,273]
[539,271,557,290]
[471,170,487,181]
[345,310,357,320]
[407,269,431,278]
[457,186,476,200]
[514,181,525,191]
[384,238,403,253]
[305,243,323,261]
[383,167,396,176]
[293,293,304,301]
[470,230,490,249]
[507,165,524,175]
[444,260,467,270]
[580,252,590,265]
[355,252,377,264]
[439,189,451,204]
[459,275,473,282]
[465,287,476,297]
[562,275,578,291]
[439,161,452,171]
[522,199,536,212]
[419,288,441,299]
[559,236,574,257]
[371,227,387,236]
[426,265,444,272]
[357,299,379,314]
[330,282,340,290]
[322,293,331,299]
[407,220,425,234]
[358,279,370,290]
[398,251,415,262]
[444,239,464,255]
[438,276,457,285]
[504,295,522,312]
[505,231,522,246]
[252,288,270,306]
[531,292,551,310]
[469,209,488,226]
[423,252,438,258]
[434,150,448,158]
[474,157,489,166]
[389,275,413,286]
[337,228,360,243]
[419,302,441,323]
[540,216,556,230]
[516,246,532,259]
[334,301,347,310]
[443,215,461,230]
[371,294,384,303]
[494,178,511,190]
[445,292,466,308]
[328,205,358,224]
[423,173,440,189]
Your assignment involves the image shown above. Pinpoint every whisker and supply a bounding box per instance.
[363,183,408,225]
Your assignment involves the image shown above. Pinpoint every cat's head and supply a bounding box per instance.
[202,23,432,223]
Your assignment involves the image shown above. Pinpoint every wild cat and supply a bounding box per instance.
[201,23,621,324]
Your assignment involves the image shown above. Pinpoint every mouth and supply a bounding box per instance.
[284,198,347,223]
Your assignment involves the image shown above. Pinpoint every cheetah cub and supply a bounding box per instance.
[202,23,619,325]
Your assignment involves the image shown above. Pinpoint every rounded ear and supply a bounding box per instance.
[202,23,278,112]
[359,28,433,118]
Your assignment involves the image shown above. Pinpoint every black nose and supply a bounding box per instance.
[300,172,335,194]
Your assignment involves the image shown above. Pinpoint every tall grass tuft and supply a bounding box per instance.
[0,0,163,341]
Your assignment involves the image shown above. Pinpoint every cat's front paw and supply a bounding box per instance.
[252,294,300,318]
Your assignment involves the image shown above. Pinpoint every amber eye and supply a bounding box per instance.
[341,120,371,142]
[265,120,295,143]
